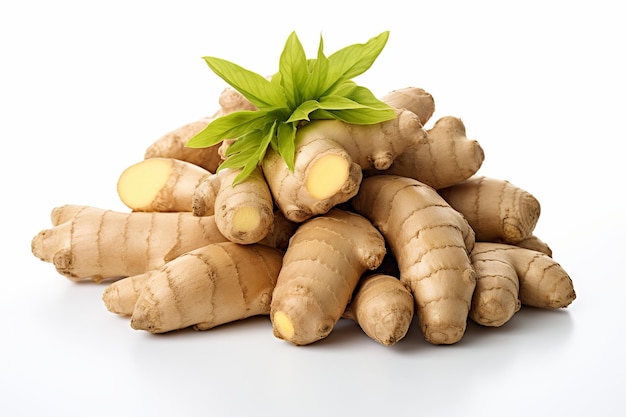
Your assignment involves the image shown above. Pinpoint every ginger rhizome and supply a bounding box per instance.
[262,108,426,223]
[31,56,577,349]
[126,242,283,333]
[343,273,414,346]
[192,166,274,244]
[31,205,229,282]
[117,157,209,212]
[32,204,292,282]
[469,242,576,327]
[438,176,541,244]
[270,209,387,346]
[351,175,476,345]
[379,116,485,189]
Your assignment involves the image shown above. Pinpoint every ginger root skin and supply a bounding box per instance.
[144,116,224,173]
[117,157,210,212]
[31,205,229,282]
[270,209,386,346]
[469,242,576,327]
[192,167,274,245]
[344,273,414,346]
[351,175,476,345]
[438,176,541,244]
[377,116,485,190]
[380,87,435,126]
[128,242,283,333]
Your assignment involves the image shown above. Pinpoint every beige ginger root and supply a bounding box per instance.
[343,273,414,346]
[351,175,476,345]
[192,167,274,244]
[380,87,435,126]
[144,88,256,172]
[33,204,297,282]
[261,108,426,223]
[438,176,541,244]
[101,212,296,316]
[126,242,283,333]
[31,205,229,282]
[377,116,485,189]
[117,157,210,212]
[469,242,576,327]
[270,209,386,345]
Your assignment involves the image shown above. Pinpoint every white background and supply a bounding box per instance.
[2,1,624,416]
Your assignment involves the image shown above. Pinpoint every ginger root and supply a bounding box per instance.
[126,242,283,333]
[380,87,435,126]
[343,273,414,346]
[117,157,209,212]
[469,242,576,327]
[31,205,228,282]
[351,175,476,345]
[270,209,386,346]
[31,78,577,350]
[438,176,541,244]
[378,116,485,189]
[261,108,426,222]
[31,204,293,282]
[192,167,274,244]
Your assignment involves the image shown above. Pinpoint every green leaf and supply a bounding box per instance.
[325,31,390,91]
[301,34,330,100]
[279,32,309,109]
[219,122,277,184]
[286,100,322,123]
[275,122,297,171]
[311,106,396,124]
[202,56,287,110]
[342,85,396,111]
[185,110,271,148]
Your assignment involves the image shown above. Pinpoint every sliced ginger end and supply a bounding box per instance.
[231,206,262,233]
[117,159,173,210]
[273,310,295,340]
[305,154,350,200]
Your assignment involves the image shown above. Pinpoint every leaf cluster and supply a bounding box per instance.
[186,31,396,183]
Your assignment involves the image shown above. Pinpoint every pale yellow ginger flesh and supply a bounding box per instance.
[231,206,262,233]
[117,158,209,212]
[272,310,295,340]
[305,154,351,200]
[262,140,362,223]
[193,167,275,244]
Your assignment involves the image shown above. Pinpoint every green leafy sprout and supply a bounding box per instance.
[186,31,397,184]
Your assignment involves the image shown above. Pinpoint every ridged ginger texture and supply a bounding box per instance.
[351,175,476,345]
[270,209,387,346]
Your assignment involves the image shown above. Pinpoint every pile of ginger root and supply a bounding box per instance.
[31,86,576,347]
